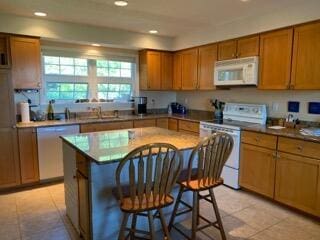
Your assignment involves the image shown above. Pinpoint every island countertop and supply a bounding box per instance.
[61,127,201,164]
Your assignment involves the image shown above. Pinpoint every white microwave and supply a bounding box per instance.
[214,56,259,86]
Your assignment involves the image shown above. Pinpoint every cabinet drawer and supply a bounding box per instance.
[241,131,277,149]
[278,137,320,159]
[76,152,88,178]
[134,119,156,128]
[80,121,133,133]
[178,120,199,133]
[168,118,178,131]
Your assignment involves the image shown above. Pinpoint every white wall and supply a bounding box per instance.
[176,89,320,122]
[0,12,173,50]
[173,0,320,50]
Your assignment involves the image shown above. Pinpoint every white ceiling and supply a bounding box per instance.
[0,0,308,37]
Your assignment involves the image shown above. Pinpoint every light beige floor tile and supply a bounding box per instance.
[22,225,70,240]
[284,214,320,239]
[0,223,21,240]
[232,206,282,231]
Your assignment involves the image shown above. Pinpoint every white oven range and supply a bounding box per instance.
[200,103,267,189]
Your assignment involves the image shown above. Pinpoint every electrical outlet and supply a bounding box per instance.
[272,102,279,112]
[184,98,188,104]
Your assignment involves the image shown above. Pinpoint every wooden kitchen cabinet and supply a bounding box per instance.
[80,121,133,133]
[198,44,217,90]
[241,131,277,150]
[77,171,90,240]
[18,128,39,184]
[218,35,259,60]
[10,36,41,89]
[240,143,276,198]
[139,50,173,90]
[0,34,10,68]
[173,52,182,90]
[168,118,178,131]
[178,120,199,134]
[156,118,168,129]
[258,28,293,89]
[180,48,198,90]
[133,119,156,128]
[291,21,320,89]
[275,152,320,216]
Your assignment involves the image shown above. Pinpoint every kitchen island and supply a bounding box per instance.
[61,127,201,240]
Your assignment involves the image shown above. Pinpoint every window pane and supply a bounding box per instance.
[97,60,108,67]
[121,69,131,78]
[75,66,88,76]
[98,84,108,91]
[98,92,108,99]
[74,92,88,99]
[60,83,74,91]
[60,92,74,100]
[60,57,74,65]
[119,92,130,100]
[45,65,60,74]
[120,84,131,91]
[108,84,120,91]
[44,56,59,64]
[97,68,108,77]
[109,68,120,77]
[74,84,88,91]
[60,65,74,75]
[108,92,120,99]
[47,82,59,91]
[74,58,87,66]
[47,91,59,100]
[121,62,131,69]
[109,61,121,68]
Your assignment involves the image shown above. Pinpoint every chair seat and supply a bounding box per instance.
[177,169,224,191]
[120,193,174,212]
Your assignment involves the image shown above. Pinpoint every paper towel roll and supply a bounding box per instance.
[20,102,31,123]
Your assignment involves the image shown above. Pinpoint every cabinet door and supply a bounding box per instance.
[134,119,156,128]
[161,52,173,90]
[0,70,15,128]
[139,50,148,90]
[18,128,39,184]
[275,153,320,216]
[147,51,161,90]
[173,53,182,90]
[198,44,217,90]
[259,28,293,89]
[0,35,10,68]
[240,144,276,198]
[237,35,260,58]
[77,171,90,240]
[156,118,168,129]
[0,128,20,189]
[181,48,198,90]
[291,22,320,90]
[218,40,237,60]
[168,118,178,131]
[10,37,41,89]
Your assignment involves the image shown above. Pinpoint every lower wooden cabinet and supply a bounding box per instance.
[275,152,320,216]
[18,128,39,184]
[240,143,276,198]
[133,119,156,128]
[156,118,168,129]
[168,118,178,131]
[77,170,90,240]
[80,121,133,133]
[0,128,20,189]
[178,120,199,135]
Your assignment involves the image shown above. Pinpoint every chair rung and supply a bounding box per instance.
[175,208,192,216]
[171,225,191,240]
[180,200,193,209]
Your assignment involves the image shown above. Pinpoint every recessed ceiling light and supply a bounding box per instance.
[34,12,47,17]
[114,1,128,7]
[149,30,158,34]
[240,0,250,2]
[91,43,101,47]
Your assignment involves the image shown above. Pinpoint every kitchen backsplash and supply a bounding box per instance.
[176,89,320,122]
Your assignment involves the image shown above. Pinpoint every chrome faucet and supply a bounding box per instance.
[91,106,102,119]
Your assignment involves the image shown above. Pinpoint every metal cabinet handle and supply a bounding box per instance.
[297,146,303,151]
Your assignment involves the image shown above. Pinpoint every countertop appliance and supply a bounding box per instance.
[37,125,79,181]
[133,97,147,116]
[170,102,187,114]
[214,56,259,86]
[200,103,267,189]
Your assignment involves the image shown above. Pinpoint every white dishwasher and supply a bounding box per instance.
[37,125,80,181]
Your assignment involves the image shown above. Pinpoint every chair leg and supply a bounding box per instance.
[119,212,130,240]
[130,213,137,240]
[168,185,184,231]
[191,191,198,240]
[197,192,200,225]
[147,211,156,240]
[209,188,226,240]
[159,208,171,240]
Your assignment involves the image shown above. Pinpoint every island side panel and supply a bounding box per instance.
[63,143,80,233]
[90,149,193,240]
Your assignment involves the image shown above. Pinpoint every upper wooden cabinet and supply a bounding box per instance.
[258,28,293,90]
[198,44,217,90]
[291,22,320,90]
[173,52,182,90]
[139,50,173,90]
[218,35,259,60]
[10,36,41,89]
[180,48,198,90]
[18,128,39,184]
[0,35,10,68]
[0,70,15,128]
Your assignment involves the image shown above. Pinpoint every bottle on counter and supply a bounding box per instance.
[64,107,71,120]
[47,100,55,120]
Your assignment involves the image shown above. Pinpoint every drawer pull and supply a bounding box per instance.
[255,137,260,142]
[297,146,303,151]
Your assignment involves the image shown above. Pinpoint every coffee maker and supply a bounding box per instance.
[133,97,147,116]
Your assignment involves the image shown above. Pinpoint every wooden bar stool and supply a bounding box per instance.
[115,143,183,240]
[169,133,234,240]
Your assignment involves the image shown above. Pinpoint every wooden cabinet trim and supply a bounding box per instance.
[198,44,217,90]
[241,131,277,150]
[133,119,156,128]
[178,120,199,133]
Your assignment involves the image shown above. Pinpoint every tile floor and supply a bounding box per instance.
[0,183,319,240]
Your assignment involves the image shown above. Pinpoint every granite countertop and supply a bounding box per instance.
[242,125,320,143]
[16,112,213,128]
[60,127,201,164]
